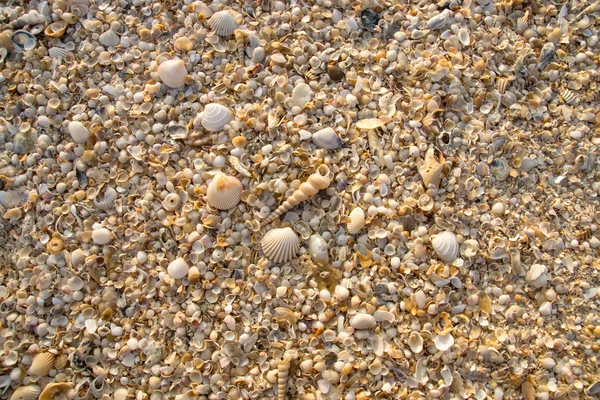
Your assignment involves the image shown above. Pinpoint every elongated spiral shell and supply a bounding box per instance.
[261,165,331,226]
[201,103,233,132]
[276,351,297,400]
[431,231,459,263]
[208,10,238,37]
[261,227,300,263]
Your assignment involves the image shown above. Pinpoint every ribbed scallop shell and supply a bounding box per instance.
[28,352,55,376]
[10,385,41,400]
[206,174,242,210]
[208,11,238,37]
[201,103,233,132]
[347,207,365,234]
[261,227,301,263]
[93,186,117,211]
[431,231,459,263]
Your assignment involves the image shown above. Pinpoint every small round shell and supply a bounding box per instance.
[431,231,459,263]
[10,385,41,400]
[261,227,301,263]
[162,193,181,211]
[208,10,238,37]
[206,174,242,210]
[168,258,189,279]
[201,103,233,132]
[157,59,187,89]
[347,207,366,234]
[28,352,55,376]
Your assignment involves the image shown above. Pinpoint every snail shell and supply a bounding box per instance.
[261,227,301,264]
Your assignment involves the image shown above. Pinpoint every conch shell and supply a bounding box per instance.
[418,148,446,189]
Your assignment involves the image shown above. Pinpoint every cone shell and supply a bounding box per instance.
[347,207,365,234]
[261,227,301,263]
[157,59,187,88]
[10,385,41,400]
[208,10,238,37]
[206,174,242,210]
[201,103,233,132]
[431,231,459,263]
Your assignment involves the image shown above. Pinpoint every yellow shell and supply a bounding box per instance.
[44,21,68,38]
[39,383,73,400]
[28,352,55,376]
[206,174,243,210]
[10,385,41,400]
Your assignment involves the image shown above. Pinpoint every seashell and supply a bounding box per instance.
[587,382,600,396]
[408,332,423,353]
[188,266,200,284]
[458,28,470,46]
[48,47,71,59]
[162,193,181,211]
[350,313,376,329]
[10,385,41,400]
[200,103,233,132]
[427,9,451,30]
[538,42,555,71]
[39,382,73,400]
[157,59,187,88]
[312,127,341,150]
[356,118,384,130]
[206,174,242,210]
[559,88,577,105]
[460,239,479,258]
[93,186,117,211]
[496,77,512,94]
[327,64,344,81]
[91,376,105,398]
[261,227,301,264]
[99,29,120,47]
[10,30,37,52]
[308,234,328,265]
[44,21,68,38]
[417,194,434,212]
[166,123,189,139]
[28,352,55,376]
[68,121,90,144]
[92,228,112,245]
[347,207,365,234]
[222,342,248,367]
[208,10,238,37]
[525,264,548,289]
[276,351,297,400]
[516,10,529,32]
[431,231,459,263]
[490,157,510,181]
[434,332,454,351]
[285,83,312,112]
[261,165,331,226]
[168,257,189,279]
[418,148,446,189]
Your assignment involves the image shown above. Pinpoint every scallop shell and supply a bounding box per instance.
[208,10,238,37]
[28,352,55,376]
[347,207,366,234]
[559,88,577,105]
[157,59,187,88]
[206,174,242,210]
[431,231,459,263]
[356,118,384,130]
[48,47,71,59]
[10,385,41,400]
[201,103,233,132]
[39,383,73,400]
[261,227,301,263]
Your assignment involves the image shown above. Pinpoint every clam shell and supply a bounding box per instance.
[206,174,242,210]
[431,231,459,263]
[208,10,238,37]
[356,118,384,130]
[201,103,233,132]
[347,207,365,234]
[408,332,424,353]
[312,127,341,150]
[168,258,189,279]
[39,383,73,400]
[261,227,301,263]
[157,59,187,89]
[28,352,55,376]
[44,21,68,38]
[10,385,41,400]
[434,332,454,351]
[11,30,37,52]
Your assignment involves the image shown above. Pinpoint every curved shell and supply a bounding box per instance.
[434,332,455,351]
[11,30,37,52]
[206,174,242,210]
[201,103,233,132]
[157,59,187,88]
[308,234,328,265]
[40,383,73,400]
[431,231,459,263]
[261,227,300,263]
[93,186,117,211]
[208,10,238,37]
[28,352,55,376]
[312,127,341,150]
[10,385,41,400]
[419,148,445,189]
[408,332,424,353]
[44,21,68,38]
[162,192,181,211]
[347,207,366,234]
[168,258,189,279]
[490,157,510,181]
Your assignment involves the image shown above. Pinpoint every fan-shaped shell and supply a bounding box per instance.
[157,59,187,88]
[261,227,301,263]
[206,174,242,210]
[431,231,459,262]
[39,382,73,400]
[28,352,55,376]
[208,10,238,37]
[201,103,233,132]
[347,207,365,234]
[10,385,41,400]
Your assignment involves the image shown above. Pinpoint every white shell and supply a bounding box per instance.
[92,228,112,245]
[308,234,328,265]
[94,187,117,211]
[312,127,341,150]
[431,231,459,262]
[206,174,242,210]
[162,193,181,211]
[10,385,41,400]
[261,227,300,263]
[347,208,365,234]
[525,264,548,289]
[208,10,238,36]
[356,118,384,130]
[99,29,120,47]
[68,121,89,143]
[285,82,312,111]
[28,353,55,376]
[157,59,187,88]
[48,47,70,59]
[434,332,454,351]
[408,332,424,353]
[168,258,189,279]
[349,313,376,329]
[458,28,470,46]
[201,103,233,132]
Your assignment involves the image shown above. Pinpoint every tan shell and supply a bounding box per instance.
[28,352,55,376]
[39,382,73,400]
[10,385,41,400]
[418,148,446,189]
[261,227,301,263]
[208,10,238,37]
[356,118,384,130]
[347,207,365,234]
[44,21,68,38]
[157,59,187,88]
[206,174,242,210]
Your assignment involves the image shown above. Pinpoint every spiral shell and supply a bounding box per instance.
[208,10,238,37]
[261,227,301,263]
[206,174,242,210]
[93,186,117,211]
[431,231,459,263]
[261,165,331,226]
[162,192,181,211]
[28,352,55,376]
[276,351,297,400]
[201,103,233,132]
[347,207,365,234]
[10,385,41,400]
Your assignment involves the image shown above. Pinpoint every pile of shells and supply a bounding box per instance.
[0,0,599,399]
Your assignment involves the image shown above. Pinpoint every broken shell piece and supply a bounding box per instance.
[490,157,510,181]
[418,148,446,189]
[11,30,37,52]
[350,313,376,329]
[39,382,73,400]
[206,174,242,210]
[28,352,55,376]
[285,82,312,112]
[408,332,424,353]
[200,103,233,132]
[347,207,365,234]
[356,118,384,130]
[222,342,249,367]
[162,193,182,211]
[261,227,301,264]
[208,10,238,37]
[525,264,548,289]
[10,385,41,400]
[167,258,189,279]
[312,127,341,150]
[157,59,187,88]
[431,231,459,263]
[93,186,117,211]
[308,234,328,265]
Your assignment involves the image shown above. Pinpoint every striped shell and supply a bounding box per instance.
[261,227,301,263]
[206,174,242,210]
[10,385,41,400]
[516,10,529,32]
[48,47,71,59]
[347,207,366,234]
[28,352,55,376]
[208,11,238,37]
[431,231,459,263]
[39,383,73,400]
[201,103,233,132]
[560,88,577,105]
[93,186,117,211]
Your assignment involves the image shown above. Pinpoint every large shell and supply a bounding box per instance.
[39,383,73,400]
[206,174,242,210]
[157,59,187,88]
[347,207,366,234]
[261,227,301,263]
[208,10,238,37]
[28,352,55,376]
[201,103,233,132]
[10,385,41,400]
[431,231,459,263]
[11,30,37,52]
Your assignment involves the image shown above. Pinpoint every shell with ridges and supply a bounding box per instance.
[431,231,459,263]
[28,352,55,376]
[200,103,233,132]
[276,350,298,400]
[261,227,301,264]
[10,385,41,400]
[93,186,117,211]
[206,174,242,210]
[39,383,73,400]
[347,207,365,234]
[208,10,238,37]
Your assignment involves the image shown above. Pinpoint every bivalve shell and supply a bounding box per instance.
[431,231,459,262]
[261,227,301,263]
[350,313,376,329]
[68,121,90,144]
[206,174,242,210]
[44,21,68,38]
[92,228,112,245]
[168,258,189,279]
[28,352,55,376]
[356,118,384,130]
[434,332,455,351]
[200,103,233,132]
[408,332,424,353]
[208,10,238,37]
[312,127,341,150]
[347,207,365,234]
[10,385,41,400]
[157,59,187,88]
[525,264,548,289]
